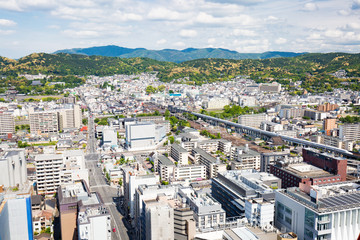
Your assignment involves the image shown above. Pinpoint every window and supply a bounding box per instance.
[285,216,292,225]
[305,229,313,238]
[285,207,292,215]
[278,202,285,211]
[277,212,284,220]
[305,209,315,227]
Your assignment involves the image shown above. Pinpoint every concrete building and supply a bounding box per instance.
[126,122,156,150]
[319,135,353,151]
[260,121,283,132]
[77,206,111,240]
[171,144,189,166]
[0,111,15,136]
[174,165,206,181]
[0,150,27,188]
[35,150,88,195]
[302,148,347,182]
[158,155,176,181]
[304,109,327,121]
[339,123,360,141]
[279,108,305,119]
[202,97,230,110]
[57,180,105,240]
[238,113,268,128]
[58,104,82,130]
[0,194,34,240]
[211,170,281,217]
[317,103,339,112]
[191,147,226,179]
[270,162,343,189]
[29,111,59,134]
[323,118,337,136]
[102,127,118,147]
[275,182,360,240]
[259,82,281,92]
[179,187,226,230]
[231,145,261,170]
[144,199,175,240]
[260,151,290,172]
[174,206,196,240]
[245,198,274,228]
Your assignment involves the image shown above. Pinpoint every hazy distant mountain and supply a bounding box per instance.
[54,45,305,62]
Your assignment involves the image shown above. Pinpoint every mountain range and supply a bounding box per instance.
[54,45,305,63]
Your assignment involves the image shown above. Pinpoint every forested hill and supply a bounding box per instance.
[0,52,359,93]
[54,45,305,63]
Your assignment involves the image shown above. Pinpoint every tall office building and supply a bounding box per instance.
[0,150,27,188]
[0,111,15,136]
[29,111,59,134]
[339,123,360,141]
[58,104,82,130]
[0,194,34,240]
[275,182,360,240]
[125,122,156,150]
[77,206,111,240]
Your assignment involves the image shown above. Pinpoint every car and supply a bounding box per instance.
[112,228,116,233]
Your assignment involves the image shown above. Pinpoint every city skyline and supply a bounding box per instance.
[0,0,360,59]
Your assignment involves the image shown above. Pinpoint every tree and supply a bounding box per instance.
[146,85,157,94]
[82,118,88,125]
[164,109,170,119]
[118,178,123,187]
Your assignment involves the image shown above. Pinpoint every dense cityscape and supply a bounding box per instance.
[0,70,359,240]
[1,0,360,239]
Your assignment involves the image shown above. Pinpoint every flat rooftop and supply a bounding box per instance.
[284,163,334,178]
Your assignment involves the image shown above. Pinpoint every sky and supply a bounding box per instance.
[0,0,359,59]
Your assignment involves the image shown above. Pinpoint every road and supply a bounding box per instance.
[86,160,132,240]
[85,110,132,240]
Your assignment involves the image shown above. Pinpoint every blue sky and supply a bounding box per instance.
[0,0,359,59]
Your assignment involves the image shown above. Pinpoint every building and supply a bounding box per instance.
[0,111,15,136]
[260,121,283,132]
[174,206,196,240]
[260,151,290,172]
[302,148,347,182]
[125,122,156,150]
[144,198,174,240]
[191,147,226,179]
[77,206,111,240]
[304,109,327,121]
[179,187,226,230]
[202,97,230,110]
[317,103,339,112]
[158,155,176,181]
[259,82,281,92]
[339,123,360,141]
[173,165,206,181]
[58,104,82,130]
[57,180,105,240]
[35,150,88,195]
[238,113,268,128]
[231,145,261,170]
[171,144,189,166]
[29,111,59,134]
[275,182,360,240]
[212,170,280,218]
[245,198,274,228]
[122,170,159,220]
[279,108,304,119]
[102,127,118,147]
[319,135,353,151]
[270,162,343,189]
[323,118,337,136]
[0,150,27,188]
[0,194,34,240]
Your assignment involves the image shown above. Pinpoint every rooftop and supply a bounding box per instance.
[283,162,334,178]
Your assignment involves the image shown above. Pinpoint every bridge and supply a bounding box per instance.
[169,106,358,159]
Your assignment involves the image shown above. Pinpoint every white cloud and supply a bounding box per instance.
[208,38,216,44]
[173,41,185,48]
[0,29,15,35]
[303,3,318,12]
[156,39,167,45]
[275,37,287,44]
[147,7,182,20]
[62,30,100,38]
[179,29,197,38]
[232,29,257,37]
[0,19,16,27]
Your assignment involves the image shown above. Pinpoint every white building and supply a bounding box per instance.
[102,127,118,147]
[238,113,269,128]
[171,144,189,166]
[126,122,156,150]
[58,104,82,130]
[0,150,27,188]
[29,110,59,134]
[0,194,33,240]
[339,123,360,141]
[245,198,274,229]
[275,182,360,240]
[202,97,230,110]
[0,112,15,136]
[78,206,111,240]
[231,145,261,170]
[35,150,88,195]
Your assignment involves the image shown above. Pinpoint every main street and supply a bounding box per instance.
[85,109,133,240]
